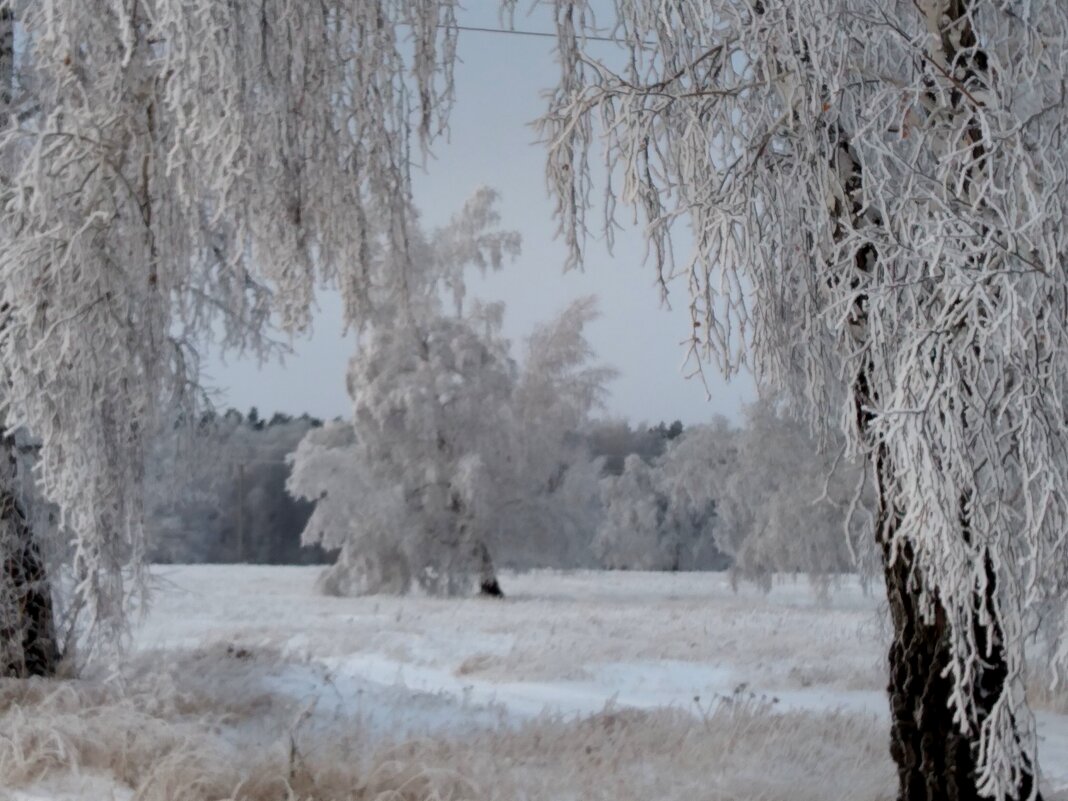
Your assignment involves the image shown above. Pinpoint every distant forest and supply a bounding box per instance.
[146,403,864,587]
[146,409,695,567]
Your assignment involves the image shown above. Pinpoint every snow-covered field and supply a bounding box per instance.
[3,566,1067,800]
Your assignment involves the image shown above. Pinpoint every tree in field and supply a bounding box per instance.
[652,419,735,572]
[593,421,728,572]
[0,0,464,671]
[287,186,520,597]
[344,307,517,597]
[709,404,872,594]
[593,453,673,570]
[289,308,518,597]
[289,294,613,594]
[541,1,1068,797]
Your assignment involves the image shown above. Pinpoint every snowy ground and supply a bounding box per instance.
[138,567,888,720]
[3,566,1067,800]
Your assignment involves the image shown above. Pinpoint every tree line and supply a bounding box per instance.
[146,397,866,598]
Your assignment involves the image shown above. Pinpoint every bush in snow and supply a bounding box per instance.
[592,425,728,572]
[710,403,874,593]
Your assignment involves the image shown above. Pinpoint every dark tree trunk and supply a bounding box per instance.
[872,448,1038,801]
[881,539,981,800]
[863,2,1038,790]
[837,142,996,798]
[475,540,504,599]
[449,489,504,599]
[0,4,58,681]
[0,438,60,678]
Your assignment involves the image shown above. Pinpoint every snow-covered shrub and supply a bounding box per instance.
[712,403,873,593]
[593,454,674,570]
[592,406,870,579]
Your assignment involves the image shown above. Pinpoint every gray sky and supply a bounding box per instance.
[204,6,755,425]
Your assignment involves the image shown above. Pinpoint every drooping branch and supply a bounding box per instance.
[0,0,467,656]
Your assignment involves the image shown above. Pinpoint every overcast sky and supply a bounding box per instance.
[203,6,756,425]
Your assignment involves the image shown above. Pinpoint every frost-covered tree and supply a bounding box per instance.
[344,307,517,596]
[287,186,520,597]
[491,296,615,569]
[593,453,671,570]
[290,295,614,593]
[653,419,735,572]
[292,327,511,596]
[0,0,466,668]
[593,421,728,572]
[709,404,872,594]
[542,1,1068,796]
[593,409,862,576]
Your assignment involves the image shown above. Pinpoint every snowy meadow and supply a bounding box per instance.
[3,567,1067,800]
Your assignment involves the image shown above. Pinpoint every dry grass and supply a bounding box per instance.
[0,645,902,801]
[1025,665,1068,715]
[6,566,1065,800]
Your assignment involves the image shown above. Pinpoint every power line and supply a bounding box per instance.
[453,23,624,44]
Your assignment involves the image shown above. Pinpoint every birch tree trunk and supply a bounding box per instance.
[0,435,59,678]
[0,8,60,679]
[870,4,1037,795]
[874,451,1036,801]
[476,540,503,598]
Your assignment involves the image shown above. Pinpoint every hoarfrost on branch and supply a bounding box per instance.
[541,0,1068,795]
[0,0,461,650]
